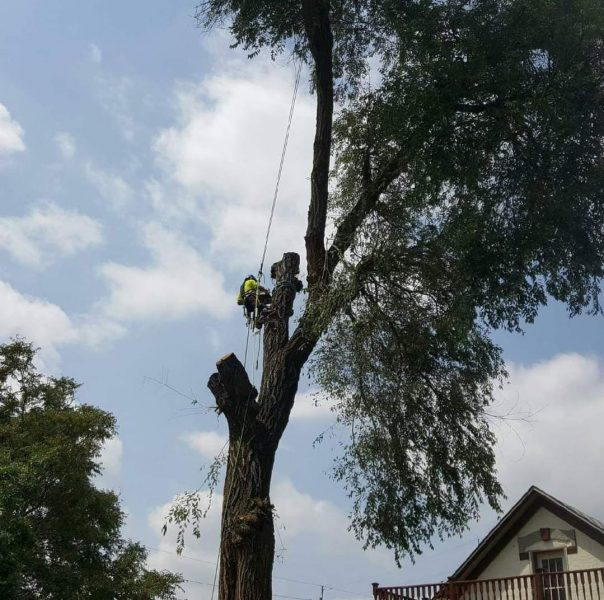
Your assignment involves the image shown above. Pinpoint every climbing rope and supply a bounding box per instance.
[242,321,252,370]
[210,61,302,600]
[258,59,303,278]
[249,58,302,355]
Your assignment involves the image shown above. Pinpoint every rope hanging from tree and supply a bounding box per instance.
[243,59,302,372]
[211,60,302,600]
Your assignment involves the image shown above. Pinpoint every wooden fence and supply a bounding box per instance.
[373,568,604,600]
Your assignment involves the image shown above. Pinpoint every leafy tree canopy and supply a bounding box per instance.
[195,0,604,564]
[0,339,183,599]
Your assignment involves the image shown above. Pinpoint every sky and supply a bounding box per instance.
[1,2,604,599]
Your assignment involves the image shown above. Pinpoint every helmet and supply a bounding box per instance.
[246,274,257,282]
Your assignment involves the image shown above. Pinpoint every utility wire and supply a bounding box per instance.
[185,578,214,587]
[150,547,363,596]
[186,579,312,600]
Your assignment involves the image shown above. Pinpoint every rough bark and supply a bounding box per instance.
[207,3,336,595]
[303,0,334,294]
[208,255,304,600]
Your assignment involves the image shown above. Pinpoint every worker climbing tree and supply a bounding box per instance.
[236,275,272,328]
[167,2,604,599]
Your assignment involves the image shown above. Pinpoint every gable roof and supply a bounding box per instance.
[451,486,604,581]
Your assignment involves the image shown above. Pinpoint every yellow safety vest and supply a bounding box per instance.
[236,279,258,305]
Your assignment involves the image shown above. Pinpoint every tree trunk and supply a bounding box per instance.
[207,3,336,598]
[208,254,306,600]
[217,418,276,600]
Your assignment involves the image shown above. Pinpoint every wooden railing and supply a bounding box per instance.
[373,568,604,600]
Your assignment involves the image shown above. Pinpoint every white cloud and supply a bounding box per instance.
[0,278,125,369]
[291,390,337,421]
[89,43,103,64]
[85,162,134,210]
[54,132,76,159]
[0,203,103,267]
[153,60,315,269]
[0,103,25,155]
[0,280,78,368]
[493,353,604,518]
[143,178,202,225]
[76,315,126,348]
[272,480,389,567]
[147,490,220,599]
[98,222,230,321]
[181,430,227,460]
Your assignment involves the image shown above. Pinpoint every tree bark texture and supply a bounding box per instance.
[208,254,305,600]
[303,0,334,293]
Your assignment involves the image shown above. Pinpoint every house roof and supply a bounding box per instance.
[451,486,604,581]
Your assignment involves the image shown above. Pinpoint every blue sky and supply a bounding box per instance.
[2,2,604,599]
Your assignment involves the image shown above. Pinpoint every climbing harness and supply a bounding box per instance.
[210,60,302,600]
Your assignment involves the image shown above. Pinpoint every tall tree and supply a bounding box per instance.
[0,339,183,599]
[175,1,604,598]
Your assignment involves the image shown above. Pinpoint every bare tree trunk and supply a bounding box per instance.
[216,408,276,600]
[302,0,334,291]
[208,254,306,600]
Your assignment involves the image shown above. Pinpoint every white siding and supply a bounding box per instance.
[475,507,604,580]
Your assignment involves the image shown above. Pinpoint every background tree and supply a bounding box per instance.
[170,1,604,598]
[0,339,183,599]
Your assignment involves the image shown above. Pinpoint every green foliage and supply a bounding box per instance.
[198,0,604,564]
[0,339,183,599]
[313,251,506,564]
[195,0,373,92]
[322,0,604,563]
[164,446,227,554]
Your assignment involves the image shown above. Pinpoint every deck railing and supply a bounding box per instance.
[373,568,604,600]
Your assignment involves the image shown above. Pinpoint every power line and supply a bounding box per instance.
[324,584,363,596]
[185,578,214,587]
[185,580,312,600]
[150,547,364,596]
[148,547,216,566]
[270,575,360,596]
[273,574,323,587]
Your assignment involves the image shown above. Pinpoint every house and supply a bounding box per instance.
[373,486,604,600]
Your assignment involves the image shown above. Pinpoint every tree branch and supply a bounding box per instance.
[302,0,334,292]
[326,148,407,275]
[207,353,258,426]
[285,150,408,371]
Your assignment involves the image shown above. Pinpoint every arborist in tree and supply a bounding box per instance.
[236,274,272,327]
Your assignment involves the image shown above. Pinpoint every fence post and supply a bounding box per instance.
[372,582,380,600]
[534,569,544,600]
[449,579,458,600]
